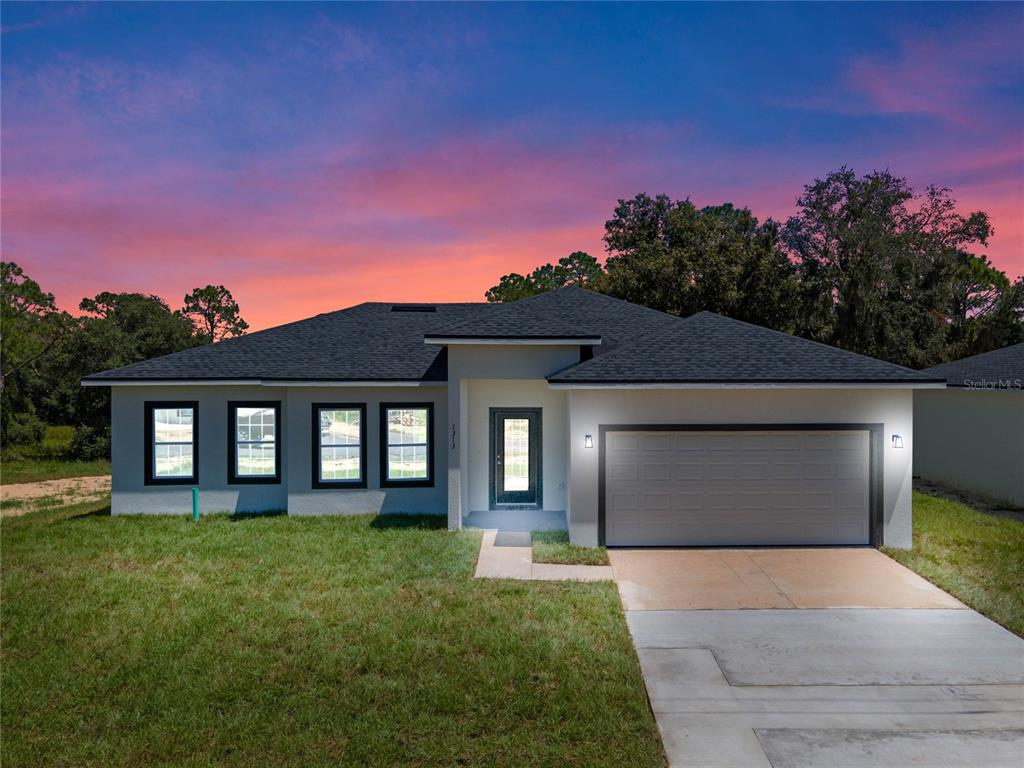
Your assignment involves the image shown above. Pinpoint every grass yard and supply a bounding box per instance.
[1,457,111,485]
[884,490,1024,638]
[1,499,665,768]
[2,426,110,484]
[532,531,610,566]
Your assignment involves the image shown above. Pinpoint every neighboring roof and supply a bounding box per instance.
[920,343,1024,389]
[83,303,496,383]
[83,287,942,386]
[548,311,944,385]
[425,286,677,346]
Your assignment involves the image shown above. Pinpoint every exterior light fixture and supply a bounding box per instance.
[891,434,904,449]
[584,434,593,449]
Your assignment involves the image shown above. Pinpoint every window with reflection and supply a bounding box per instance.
[145,402,198,485]
[229,402,280,483]
[314,404,365,488]
[381,404,433,486]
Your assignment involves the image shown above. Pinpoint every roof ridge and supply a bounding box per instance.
[687,311,928,377]
[549,309,940,383]
[431,286,686,338]
[358,301,492,308]
[584,289,689,324]
[146,301,372,351]
[549,311,696,379]
[426,287,576,337]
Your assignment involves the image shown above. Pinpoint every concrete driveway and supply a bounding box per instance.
[610,549,1024,767]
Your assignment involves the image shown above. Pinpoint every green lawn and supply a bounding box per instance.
[884,490,1024,638]
[1,458,111,485]
[2,426,110,484]
[532,531,610,566]
[1,499,664,768]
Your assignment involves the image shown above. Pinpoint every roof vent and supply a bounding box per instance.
[391,304,437,313]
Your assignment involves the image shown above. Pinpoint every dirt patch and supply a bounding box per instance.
[0,475,111,517]
[914,478,1024,524]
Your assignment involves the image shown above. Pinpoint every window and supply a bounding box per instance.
[313,404,366,488]
[228,401,281,484]
[380,403,433,487]
[144,402,198,485]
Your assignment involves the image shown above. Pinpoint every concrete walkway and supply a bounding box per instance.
[616,549,1024,767]
[473,529,612,581]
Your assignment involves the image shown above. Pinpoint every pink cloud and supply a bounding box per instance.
[784,15,1021,128]
[1,132,619,329]
[1,4,89,35]
[844,41,968,123]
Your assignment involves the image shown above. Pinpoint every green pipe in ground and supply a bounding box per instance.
[192,487,199,521]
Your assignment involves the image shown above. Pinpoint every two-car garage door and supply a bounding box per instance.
[604,429,871,546]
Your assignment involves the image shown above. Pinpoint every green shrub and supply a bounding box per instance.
[68,425,111,460]
[1,411,46,448]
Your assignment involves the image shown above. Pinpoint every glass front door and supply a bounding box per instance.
[491,408,541,506]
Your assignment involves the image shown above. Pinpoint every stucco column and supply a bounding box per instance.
[447,377,465,530]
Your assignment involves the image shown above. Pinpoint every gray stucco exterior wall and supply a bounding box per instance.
[110,378,918,550]
[565,388,915,549]
[444,344,580,526]
[110,385,448,516]
[286,386,448,516]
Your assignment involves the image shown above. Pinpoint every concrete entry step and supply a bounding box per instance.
[493,531,531,547]
[463,509,566,532]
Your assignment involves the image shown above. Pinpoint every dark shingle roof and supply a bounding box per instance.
[427,286,678,349]
[83,288,941,385]
[920,343,1024,389]
[548,311,943,384]
[83,303,497,382]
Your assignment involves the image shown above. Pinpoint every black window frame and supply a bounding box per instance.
[312,403,368,489]
[227,400,282,485]
[144,401,199,486]
[379,402,435,488]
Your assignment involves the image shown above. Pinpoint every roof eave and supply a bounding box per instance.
[81,378,443,388]
[424,336,602,346]
[546,379,947,390]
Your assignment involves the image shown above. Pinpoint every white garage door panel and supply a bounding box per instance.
[605,430,870,546]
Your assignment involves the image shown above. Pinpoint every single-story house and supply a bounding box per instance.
[914,342,1024,507]
[82,286,944,548]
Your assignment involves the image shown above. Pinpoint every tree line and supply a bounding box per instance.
[487,167,1023,368]
[1,267,248,459]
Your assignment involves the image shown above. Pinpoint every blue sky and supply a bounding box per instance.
[3,2,1021,327]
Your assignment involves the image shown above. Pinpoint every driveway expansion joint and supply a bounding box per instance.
[610,549,1023,767]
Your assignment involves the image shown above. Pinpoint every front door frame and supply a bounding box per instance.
[489,407,543,509]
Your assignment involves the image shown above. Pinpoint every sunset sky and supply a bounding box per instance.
[3,2,1022,331]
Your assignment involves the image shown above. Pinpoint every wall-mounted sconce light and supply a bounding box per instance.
[891,434,904,449]
[584,434,593,449]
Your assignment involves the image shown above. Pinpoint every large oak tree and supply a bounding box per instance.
[602,195,799,330]
[782,168,1014,367]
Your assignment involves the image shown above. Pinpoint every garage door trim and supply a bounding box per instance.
[597,423,884,548]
